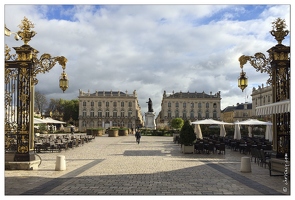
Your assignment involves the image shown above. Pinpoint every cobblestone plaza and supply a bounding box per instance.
[5,135,290,195]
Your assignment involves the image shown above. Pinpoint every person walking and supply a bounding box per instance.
[135,129,141,144]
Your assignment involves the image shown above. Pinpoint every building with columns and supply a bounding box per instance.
[156,90,221,128]
[78,89,144,132]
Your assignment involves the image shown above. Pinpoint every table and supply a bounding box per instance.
[34,143,42,153]
[239,144,247,154]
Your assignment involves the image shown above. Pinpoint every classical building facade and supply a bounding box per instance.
[221,84,272,123]
[156,90,221,128]
[221,102,253,122]
[78,89,144,132]
[251,84,272,121]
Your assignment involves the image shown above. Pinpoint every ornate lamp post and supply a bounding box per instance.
[5,17,69,166]
[238,18,290,158]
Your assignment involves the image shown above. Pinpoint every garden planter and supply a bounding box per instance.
[86,129,104,136]
[108,129,119,137]
[97,129,104,136]
[118,129,129,136]
[181,145,194,154]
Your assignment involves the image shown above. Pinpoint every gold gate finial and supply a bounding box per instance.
[17,17,37,45]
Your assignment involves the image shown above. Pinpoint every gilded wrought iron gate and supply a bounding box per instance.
[5,17,68,162]
[5,46,34,161]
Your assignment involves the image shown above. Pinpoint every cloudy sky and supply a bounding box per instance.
[3,1,291,116]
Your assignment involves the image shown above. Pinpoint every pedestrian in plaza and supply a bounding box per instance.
[135,129,141,144]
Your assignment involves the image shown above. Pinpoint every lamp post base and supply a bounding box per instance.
[5,160,40,170]
[5,151,40,170]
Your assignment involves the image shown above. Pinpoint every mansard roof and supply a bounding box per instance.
[236,103,252,110]
[166,91,219,99]
[222,106,236,112]
[222,103,252,112]
[89,91,126,96]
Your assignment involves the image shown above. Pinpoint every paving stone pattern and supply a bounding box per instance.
[5,135,290,195]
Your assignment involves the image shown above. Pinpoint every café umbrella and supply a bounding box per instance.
[234,121,241,140]
[194,124,203,139]
[191,119,233,137]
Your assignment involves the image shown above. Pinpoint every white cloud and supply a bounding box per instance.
[3,4,291,116]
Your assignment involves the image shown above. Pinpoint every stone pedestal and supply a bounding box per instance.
[240,157,251,172]
[145,112,156,129]
[55,155,66,171]
[5,151,40,170]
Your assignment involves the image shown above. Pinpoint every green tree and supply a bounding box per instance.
[46,98,79,124]
[63,99,79,122]
[171,118,184,130]
[179,120,196,146]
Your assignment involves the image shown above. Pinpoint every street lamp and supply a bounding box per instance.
[237,69,248,92]
[59,70,69,93]
[238,18,290,158]
[5,17,69,166]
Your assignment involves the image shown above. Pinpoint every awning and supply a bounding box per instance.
[191,119,233,125]
[234,119,272,125]
[256,99,290,115]
[44,118,66,124]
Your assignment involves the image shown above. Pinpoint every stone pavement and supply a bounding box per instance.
[4,134,291,195]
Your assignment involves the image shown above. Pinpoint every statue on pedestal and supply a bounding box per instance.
[146,98,153,112]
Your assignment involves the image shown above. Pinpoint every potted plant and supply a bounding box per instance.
[171,118,184,143]
[179,120,196,154]
[108,128,119,137]
[118,128,129,136]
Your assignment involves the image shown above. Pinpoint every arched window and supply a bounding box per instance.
[175,110,179,118]
[213,103,217,108]
[213,110,217,119]
[90,110,94,117]
[128,110,132,117]
[168,110,171,118]
[190,110,194,118]
[183,110,187,118]
[98,110,102,117]
[121,110,125,117]
[205,110,209,118]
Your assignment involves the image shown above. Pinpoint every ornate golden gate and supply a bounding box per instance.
[5,17,69,162]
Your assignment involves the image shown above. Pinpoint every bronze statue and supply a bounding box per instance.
[146,98,153,112]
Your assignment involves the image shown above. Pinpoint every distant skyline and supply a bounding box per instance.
[3,2,291,116]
